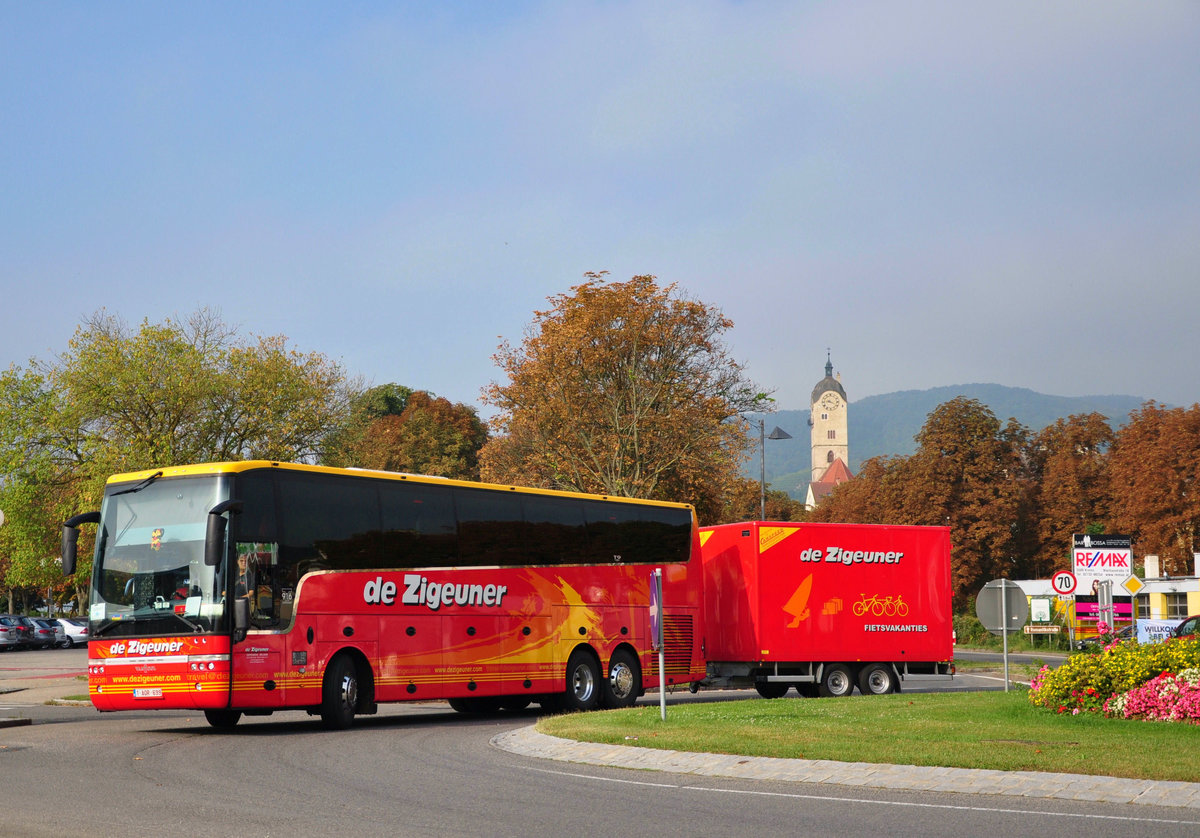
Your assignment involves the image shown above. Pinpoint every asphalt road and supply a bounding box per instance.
[2,647,1197,838]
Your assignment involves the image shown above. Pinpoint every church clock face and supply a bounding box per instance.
[819,392,841,411]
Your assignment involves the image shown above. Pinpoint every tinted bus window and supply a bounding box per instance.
[584,501,691,565]
[277,472,381,571]
[378,479,458,567]
[454,487,525,567]
[521,493,587,565]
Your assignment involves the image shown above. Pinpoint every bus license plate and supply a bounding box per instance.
[134,688,163,699]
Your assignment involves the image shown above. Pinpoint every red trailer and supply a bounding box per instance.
[697,521,954,697]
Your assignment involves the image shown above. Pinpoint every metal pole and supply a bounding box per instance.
[759,420,766,520]
[1002,580,1010,692]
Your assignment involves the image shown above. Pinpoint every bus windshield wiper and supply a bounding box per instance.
[110,470,164,497]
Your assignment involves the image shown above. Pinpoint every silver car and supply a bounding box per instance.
[0,617,18,651]
[53,617,89,648]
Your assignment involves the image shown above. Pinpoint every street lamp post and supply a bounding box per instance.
[760,421,793,520]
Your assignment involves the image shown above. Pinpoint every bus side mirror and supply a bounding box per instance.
[204,500,243,568]
[233,596,250,644]
[61,511,101,577]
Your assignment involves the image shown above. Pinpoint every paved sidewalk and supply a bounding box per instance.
[493,725,1200,810]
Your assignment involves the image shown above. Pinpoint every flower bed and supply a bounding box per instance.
[1028,624,1200,722]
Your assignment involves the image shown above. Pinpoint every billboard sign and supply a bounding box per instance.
[1072,534,1132,590]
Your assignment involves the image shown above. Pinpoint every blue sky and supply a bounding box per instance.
[4,1,1198,416]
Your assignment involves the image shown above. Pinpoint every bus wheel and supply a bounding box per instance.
[754,681,789,699]
[818,664,854,697]
[563,649,601,712]
[602,648,641,709]
[320,655,359,730]
[858,663,898,695]
[204,709,242,729]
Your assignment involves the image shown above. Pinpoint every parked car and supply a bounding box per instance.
[35,618,66,648]
[1172,615,1200,638]
[0,617,19,651]
[54,617,89,648]
[25,617,59,649]
[0,614,33,649]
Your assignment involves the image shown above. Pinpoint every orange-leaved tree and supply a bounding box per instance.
[1108,402,1200,575]
[481,273,769,522]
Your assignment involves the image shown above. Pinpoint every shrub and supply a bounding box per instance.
[1028,636,1200,716]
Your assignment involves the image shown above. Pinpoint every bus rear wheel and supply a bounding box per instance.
[563,649,601,712]
[601,648,641,709]
[320,654,359,730]
[204,709,242,729]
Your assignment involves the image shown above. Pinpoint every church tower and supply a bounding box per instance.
[806,353,851,509]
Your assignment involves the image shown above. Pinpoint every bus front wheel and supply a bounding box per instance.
[563,649,601,712]
[204,709,241,729]
[321,654,359,730]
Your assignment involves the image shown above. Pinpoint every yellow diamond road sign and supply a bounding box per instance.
[1122,575,1145,596]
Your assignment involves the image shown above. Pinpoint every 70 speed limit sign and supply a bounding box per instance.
[1051,570,1077,595]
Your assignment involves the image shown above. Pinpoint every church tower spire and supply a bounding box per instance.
[809,353,849,487]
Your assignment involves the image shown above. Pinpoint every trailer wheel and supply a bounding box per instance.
[818,664,854,697]
[563,648,601,711]
[320,654,359,730]
[602,648,641,709]
[754,681,789,699]
[794,683,819,698]
[858,663,898,695]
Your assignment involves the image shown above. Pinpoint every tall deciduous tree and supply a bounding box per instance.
[0,309,355,610]
[1108,402,1200,574]
[323,385,488,480]
[1025,413,1115,578]
[812,397,1030,604]
[481,273,768,521]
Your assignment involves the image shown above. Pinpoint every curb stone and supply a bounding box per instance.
[492,725,1200,810]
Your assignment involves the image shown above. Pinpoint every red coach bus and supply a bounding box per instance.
[62,461,704,729]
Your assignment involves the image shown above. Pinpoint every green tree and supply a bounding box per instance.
[481,273,769,522]
[0,309,355,611]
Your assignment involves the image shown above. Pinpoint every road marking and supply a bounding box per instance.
[520,764,1200,828]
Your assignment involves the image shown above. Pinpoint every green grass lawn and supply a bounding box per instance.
[538,689,1200,782]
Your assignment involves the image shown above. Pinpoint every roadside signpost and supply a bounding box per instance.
[975,579,1029,691]
[650,569,665,721]
[1051,570,1077,596]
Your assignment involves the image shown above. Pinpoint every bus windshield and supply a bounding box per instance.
[89,473,231,639]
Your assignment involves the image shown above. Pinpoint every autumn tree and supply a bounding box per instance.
[1024,413,1115,578]
[813,398,1031,604]
[323,385,488,480]
[481,273,769,522]
[1108,402,1200,574]
[720,478,809,523]
[0,309,355,611]
[808,455,908,525]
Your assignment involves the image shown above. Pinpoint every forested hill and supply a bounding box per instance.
[753,384,1149,498]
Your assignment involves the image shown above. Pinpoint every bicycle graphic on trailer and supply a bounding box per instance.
[852,594,909,617]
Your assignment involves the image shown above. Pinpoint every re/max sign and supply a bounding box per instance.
[1074,550,1131,569]
[363,574,509,611]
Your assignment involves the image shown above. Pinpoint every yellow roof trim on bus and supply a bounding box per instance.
[104,460,696,512]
